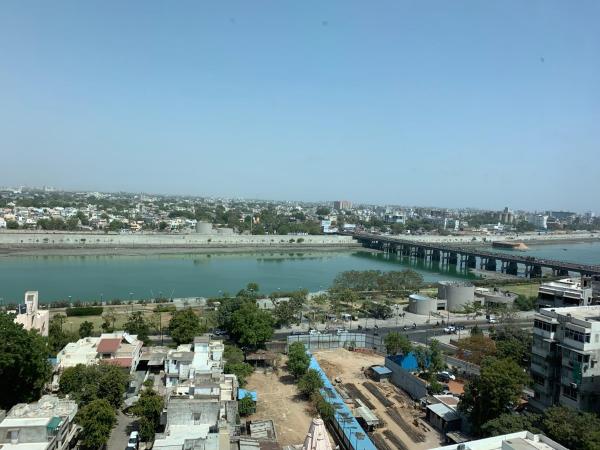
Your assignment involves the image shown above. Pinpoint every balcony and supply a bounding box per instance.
[530,362,549,376]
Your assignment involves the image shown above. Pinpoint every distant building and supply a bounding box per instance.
[530,305,600,413]
[537,277,593,309]
[0,395,79,450]
[499,206,515,224]
[333,200,352,210]
[527,214,548,230]
[13,291,49,337]
[431,431,567,450]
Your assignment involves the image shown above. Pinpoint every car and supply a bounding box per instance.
[444,326,456,334]
[487,317,497,324]
[308,329,321,336]
[127,431,139,450]
[336,328,347,335]
[438,371,456,382]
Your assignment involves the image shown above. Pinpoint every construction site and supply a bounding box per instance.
[313,348,444,450]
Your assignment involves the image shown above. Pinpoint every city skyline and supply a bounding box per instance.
[1,2,599,211]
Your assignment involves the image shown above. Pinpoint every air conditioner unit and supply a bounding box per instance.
[570,382,578,389]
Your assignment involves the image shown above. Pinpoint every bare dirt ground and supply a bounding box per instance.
[244,366,314,446]
[313,348,444,450]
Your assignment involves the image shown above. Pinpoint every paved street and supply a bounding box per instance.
[107,411,136,450]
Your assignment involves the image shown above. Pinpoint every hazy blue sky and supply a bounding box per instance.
[1,1,599,211]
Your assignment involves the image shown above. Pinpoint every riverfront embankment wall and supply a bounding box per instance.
[0,231,358,250]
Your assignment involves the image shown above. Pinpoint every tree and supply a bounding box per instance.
[298,369,324,398]
[76,399,116,450]
[428,339,444,374]
[0,313,51,409]
[312,392,334,420]
[48,314,79,356]
[246,282,260,294]
[6,220,19,229]
[168,309,205,345]
[224,345,245,365]
[384,332,412,356]
[458,357,530,434]
[229,303,274,348]
[493,327,531,368]
[101,311,117,333]
[124,311,150,343]
[316,206,330,216]
[238,393,255,416]
[273,301,300,328]
[542,406,600,450]
[287,342,310,378]
[131,389,164,442]
[224,362,254,387]
[60,364,129,408]
[481,413,541,437]
[456,334,497,365]
[79,321,94,338]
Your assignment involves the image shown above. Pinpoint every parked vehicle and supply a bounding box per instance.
[444,326,456,334]
[437,371,456,382]
[127,431,139,450]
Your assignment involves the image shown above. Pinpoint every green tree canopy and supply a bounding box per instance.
[238,394,255,417]
[124,311,150,343]
[229,303,274,348]
[76,399,117,450]
[78,320,94,338]
[0,313,51,409]
[168,309,205,345]
[60,363,129,408]
[287,342,310,378]
[131,388,164,442]
[298,369,324,398]
[223,345,245,365]
[542,406,600,450]
[458,357,530,434]
[224,362,254,387]
[48,314,79,356]
[481,413,541,437]
[384,332,412,356]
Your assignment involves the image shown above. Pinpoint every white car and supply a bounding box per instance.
[444,326,456,334]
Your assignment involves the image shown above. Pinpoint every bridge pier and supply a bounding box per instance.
[432,250,440,261]
[506,261,519,276]
[485,258,497,271]
[553,268,569,277]
[448,252,458,265]
[467,255,477,269]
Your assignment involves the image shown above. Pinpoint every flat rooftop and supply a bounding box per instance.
[540,305,600,322]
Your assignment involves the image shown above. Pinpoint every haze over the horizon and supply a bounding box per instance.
[1,1,599,212]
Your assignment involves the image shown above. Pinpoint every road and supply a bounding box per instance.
[107,411,136,450]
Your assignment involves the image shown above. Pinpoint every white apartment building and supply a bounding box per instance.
[537,277,593,309]
[432,431,566,450]
[0,395,79,450]
[165,335,225,388]
[530,305,600,413]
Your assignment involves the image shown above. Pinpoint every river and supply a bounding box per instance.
[0,241,598,303]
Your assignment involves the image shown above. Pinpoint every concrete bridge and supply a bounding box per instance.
[352,232,600,278]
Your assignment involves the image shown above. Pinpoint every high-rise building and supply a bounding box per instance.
[333,200,352,210]
[530,306,600,413]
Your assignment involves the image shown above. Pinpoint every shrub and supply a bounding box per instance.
[66,306,103,317]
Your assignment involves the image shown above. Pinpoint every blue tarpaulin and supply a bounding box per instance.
[238,388,257,402]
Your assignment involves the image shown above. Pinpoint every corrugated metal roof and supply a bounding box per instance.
[371,366,392,375]
[427,403,460,422]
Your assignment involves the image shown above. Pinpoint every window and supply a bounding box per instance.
[562,384,578,400]
[534,320,557,333]
[564,327,591,343]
